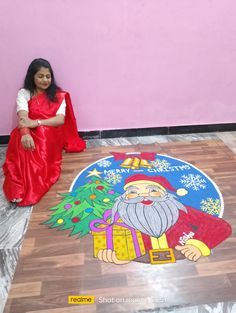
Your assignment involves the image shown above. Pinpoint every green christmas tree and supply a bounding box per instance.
[44,174,120,237]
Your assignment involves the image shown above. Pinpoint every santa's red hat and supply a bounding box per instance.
[124,174,187,196]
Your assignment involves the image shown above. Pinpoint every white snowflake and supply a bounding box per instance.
[150,159,171,170]
[200,198,221,215]
[180,174,206,191]
[97,159,112,168]
[104,172,122,184]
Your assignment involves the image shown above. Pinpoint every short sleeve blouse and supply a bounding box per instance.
[16,89,66,115]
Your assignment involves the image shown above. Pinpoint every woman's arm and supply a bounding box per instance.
[18,114,65,150]
[37,114,65,127]
[17,110,29,128]
[17,110,64,151]
[17,89,66,128]
[18,112,65,128]
[17,110,35,150]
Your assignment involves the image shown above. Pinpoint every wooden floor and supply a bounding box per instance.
[4,139,236,313]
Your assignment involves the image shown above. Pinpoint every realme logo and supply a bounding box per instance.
[68,295,95,305]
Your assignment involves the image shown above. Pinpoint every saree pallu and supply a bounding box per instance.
[3,91,86,206]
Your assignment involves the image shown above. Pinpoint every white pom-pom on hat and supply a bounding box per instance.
[176,188,188,196]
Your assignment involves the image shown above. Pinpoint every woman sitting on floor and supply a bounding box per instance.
[3,58,86,206]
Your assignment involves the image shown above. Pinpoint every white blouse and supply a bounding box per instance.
[16,88,66,116]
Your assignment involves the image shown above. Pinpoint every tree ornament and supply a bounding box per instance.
[72,217,80,223]
[108,190,115,194]
[96,186,104,190]
[103,198,110,203]
[64,204,72,209]
[89,194,96,199]
[57,218,64,224]
[95,180,101,184]
[85,208,94,213]
[74,200,81,205]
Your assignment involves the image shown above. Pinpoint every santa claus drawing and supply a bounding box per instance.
[96,174,232,265]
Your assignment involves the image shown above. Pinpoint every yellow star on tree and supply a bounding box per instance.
[87,168,103,178]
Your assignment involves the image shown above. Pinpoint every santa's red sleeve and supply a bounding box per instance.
[167,206,232,255]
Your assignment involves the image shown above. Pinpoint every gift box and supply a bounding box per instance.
[90,210,146,260]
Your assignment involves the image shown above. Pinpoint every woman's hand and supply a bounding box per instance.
[19,117,37,129]
[21,134,35,150]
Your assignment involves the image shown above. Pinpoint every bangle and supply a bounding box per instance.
[37,120,42,126]
[20,127,30,136]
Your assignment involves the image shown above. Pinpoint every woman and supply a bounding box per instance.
[3,58,86,206]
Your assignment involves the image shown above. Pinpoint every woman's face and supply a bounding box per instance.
[34,67,52,92]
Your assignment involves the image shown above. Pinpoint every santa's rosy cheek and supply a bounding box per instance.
[150,190,166,197]
[126,193,138,199]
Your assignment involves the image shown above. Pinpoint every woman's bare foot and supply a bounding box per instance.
[11,198,22,203]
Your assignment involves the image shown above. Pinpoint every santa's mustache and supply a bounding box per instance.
[111,193,187,238]
[121,193,175,204]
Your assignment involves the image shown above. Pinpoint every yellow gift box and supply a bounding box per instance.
[90,211,146,261]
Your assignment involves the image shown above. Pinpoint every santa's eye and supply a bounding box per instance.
[150,188,158,192]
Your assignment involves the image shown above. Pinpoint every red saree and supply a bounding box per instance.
[3,91,86,206]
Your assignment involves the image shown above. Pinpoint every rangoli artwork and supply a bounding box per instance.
[44,152,232,265]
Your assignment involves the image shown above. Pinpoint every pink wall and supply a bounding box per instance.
[0,0,236,135]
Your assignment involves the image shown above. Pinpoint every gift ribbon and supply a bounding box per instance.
[90,209,142,257]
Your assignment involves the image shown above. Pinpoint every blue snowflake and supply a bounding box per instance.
[97,159,112,168]
[180,174,206,191]
[200,198,221,215]
[104,172,122,184]
[150,159,171,170]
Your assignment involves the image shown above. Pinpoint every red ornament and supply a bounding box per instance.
[72,217,80,223]
[96,186,104,190]
[74,200,81,205]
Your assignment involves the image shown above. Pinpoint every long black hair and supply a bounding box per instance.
[23,58,60,101]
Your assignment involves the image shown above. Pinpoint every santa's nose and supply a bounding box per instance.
[139,192,149,197]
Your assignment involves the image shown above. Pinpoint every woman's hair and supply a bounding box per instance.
[23,58,60,101]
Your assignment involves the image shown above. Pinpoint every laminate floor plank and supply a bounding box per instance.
[4,139,236,312]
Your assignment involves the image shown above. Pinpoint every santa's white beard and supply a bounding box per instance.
[111,193,187,238]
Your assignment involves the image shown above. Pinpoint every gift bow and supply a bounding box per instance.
[111,152,156,161]
[90,209,142,257]
[111,152,155,169]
